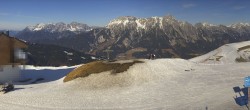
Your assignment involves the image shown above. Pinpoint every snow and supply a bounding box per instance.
[0,58,247,109]
[91,56,96,59]
[67,25,76,31]
[22,65,80,70]
[123,19,129,26]
[1,41,250,109]
[229,23,250,28]
[98,35,105,43]
[33,23,45,31]
[202,22,216,27]
[16,65,78,84]
[135,19,146,29]
[107,20,122,27]
[108,16,166,29]
[18,39,27,43]
[159,17,163,28]
[107,19,130,27]
[190,40,250,64]
[0,65,20,83]
[63,51,73,56]
[152,16,163,28]
[27,22,91,32]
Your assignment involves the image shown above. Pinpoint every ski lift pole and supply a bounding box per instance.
[103,49,113,60]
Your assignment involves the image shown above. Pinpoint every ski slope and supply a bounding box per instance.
[0,41,250,109]
[0,59,248,109]
[190,41,250,64]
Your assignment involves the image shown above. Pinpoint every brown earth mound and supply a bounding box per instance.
[63,60,144,82]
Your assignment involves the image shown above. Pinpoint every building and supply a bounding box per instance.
[0,32,28,83]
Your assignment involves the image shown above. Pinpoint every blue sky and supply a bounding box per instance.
[0,0,250,30]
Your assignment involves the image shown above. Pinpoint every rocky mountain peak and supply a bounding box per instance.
[27,23,45,31]
[107,16,137,28]
[107,15,194,31]
[107,16,165,29]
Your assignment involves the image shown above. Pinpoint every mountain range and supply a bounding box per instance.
[17,22,92,41]
[26,22,92,32]
[16,15,250,59]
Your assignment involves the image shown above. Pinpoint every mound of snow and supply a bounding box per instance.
[190,41,250,64]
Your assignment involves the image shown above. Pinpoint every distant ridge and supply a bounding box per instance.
[25,22,92,32]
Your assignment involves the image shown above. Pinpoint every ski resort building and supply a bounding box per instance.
[0,32,27,83]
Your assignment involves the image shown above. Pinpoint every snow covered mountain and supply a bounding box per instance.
[16,16,250,60]
[26,22,92,32]
[107,16,191,29]
[17,22,93,41]
[85,16,250,59]
[228,23,250,29]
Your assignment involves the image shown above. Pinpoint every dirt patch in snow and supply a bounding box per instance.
[63,60,144,82]
[237,45,250,52]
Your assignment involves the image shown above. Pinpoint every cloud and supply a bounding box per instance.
[233,6,246,10]
[182,3,196,8]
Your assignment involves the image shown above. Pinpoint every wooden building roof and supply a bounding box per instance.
[0,33,28,65]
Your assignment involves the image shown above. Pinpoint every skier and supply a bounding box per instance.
[148,54,156,60]
[152,54,156,59]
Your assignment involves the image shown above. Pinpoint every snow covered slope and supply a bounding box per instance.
[0,59,249,109]
[190,41,250,64]
[17,65,80,84]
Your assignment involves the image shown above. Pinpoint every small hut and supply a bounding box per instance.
[0,32,28,83]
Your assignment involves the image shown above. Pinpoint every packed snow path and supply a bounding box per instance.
[0,59,249,110]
